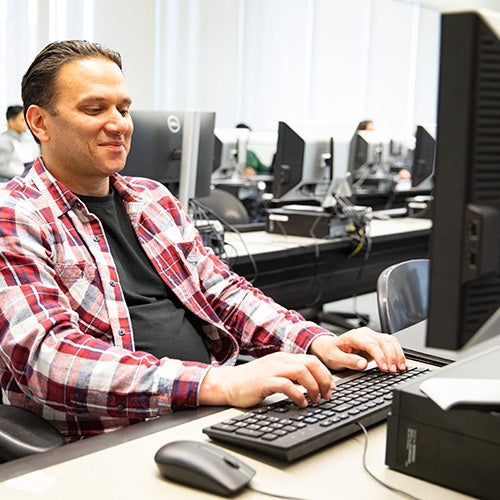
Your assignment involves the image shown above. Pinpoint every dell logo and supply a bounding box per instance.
[167,114,181,134]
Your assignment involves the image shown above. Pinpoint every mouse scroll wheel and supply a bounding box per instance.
[223,456,241,469]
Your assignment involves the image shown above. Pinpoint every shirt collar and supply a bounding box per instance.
[27,157,143,216]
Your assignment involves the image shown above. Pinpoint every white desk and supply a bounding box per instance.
[0,363,472,500]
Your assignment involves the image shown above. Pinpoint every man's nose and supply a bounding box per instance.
[106,109,132,134]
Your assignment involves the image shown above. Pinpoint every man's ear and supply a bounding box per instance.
[26,105,50,143]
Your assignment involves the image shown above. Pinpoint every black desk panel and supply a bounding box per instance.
[230,226,430,311]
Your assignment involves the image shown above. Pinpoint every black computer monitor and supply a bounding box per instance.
[272,121,335,203]
[347,131,395,193]
[426,10,500,351]
[348,131,388,172]
[123,110,183,193]
[411,125,436,189]
[123,110,215,203]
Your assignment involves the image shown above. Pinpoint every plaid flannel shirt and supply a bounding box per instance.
[0,159,331,440]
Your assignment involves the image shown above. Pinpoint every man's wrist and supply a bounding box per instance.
[198,366,228,406]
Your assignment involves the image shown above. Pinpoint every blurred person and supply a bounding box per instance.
[356,119,375,131]
[0,105,28,181]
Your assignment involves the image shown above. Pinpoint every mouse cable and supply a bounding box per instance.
[355,422,421,500]
[246,484,311,500]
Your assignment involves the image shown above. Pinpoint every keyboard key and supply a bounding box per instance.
[235,428,264,438]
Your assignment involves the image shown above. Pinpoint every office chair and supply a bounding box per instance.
[0,403,66,463]
[194,188,250,226]
[376,258,429,334]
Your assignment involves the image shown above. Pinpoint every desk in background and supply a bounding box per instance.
[0,361,472,500]
[351,187,432,211]
[225,217,431,312]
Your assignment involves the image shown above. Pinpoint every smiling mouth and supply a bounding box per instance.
[101,142,126,151]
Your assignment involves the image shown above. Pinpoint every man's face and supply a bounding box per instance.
[36,56,133,194]
[9,113,27,134]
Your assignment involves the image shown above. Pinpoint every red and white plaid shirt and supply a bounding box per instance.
[0,159,332,441]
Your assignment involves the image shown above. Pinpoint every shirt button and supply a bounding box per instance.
[93,235,100,242]
[117,404,124,412]
[118,328,126,336]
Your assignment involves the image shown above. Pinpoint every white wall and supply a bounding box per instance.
[0,0,492,140]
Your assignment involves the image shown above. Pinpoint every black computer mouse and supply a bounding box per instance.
[154,440,256,496]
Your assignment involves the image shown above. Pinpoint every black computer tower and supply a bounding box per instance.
[385,346,500,499]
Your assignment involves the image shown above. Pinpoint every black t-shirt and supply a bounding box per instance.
[78,189,210,364]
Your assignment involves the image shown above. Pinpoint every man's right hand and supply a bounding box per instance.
[198,352,335,408]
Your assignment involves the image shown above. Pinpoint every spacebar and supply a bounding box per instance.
[235,428,264,438]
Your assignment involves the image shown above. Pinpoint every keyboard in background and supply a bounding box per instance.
[371,207,408,219]
[230,221,267,233]
[203,366,431,462]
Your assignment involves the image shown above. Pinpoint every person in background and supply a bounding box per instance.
[235,122,270,176]
[0,40,406,442]
[0,105,28,181]
[356,119,375,132]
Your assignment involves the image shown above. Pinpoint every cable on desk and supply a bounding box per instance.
[356,422,421,500]
[305,197,373,316]
[279,194,376,330]
[189,199,260,283]
[246,484,310,500]
[267,212,328,313]
[190,201,227,257]
[329,194,374,328]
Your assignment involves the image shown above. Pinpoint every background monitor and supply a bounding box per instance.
[212,127,249,179]
[387,138,411,174]
[426,10,500,351]
[272,121,340,204]
[411,124,436,189]
[124,110,183,193]
[347,131,396,193]
[348,131,389,173]
[123,110,215,205]
[178,111,216,207]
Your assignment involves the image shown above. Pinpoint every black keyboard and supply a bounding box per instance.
[203,366,431,462]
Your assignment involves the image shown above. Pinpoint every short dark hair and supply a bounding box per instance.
[235,122,251,131]
[356,120,374,131]
[6,105,23,121]
[21,40,123,117]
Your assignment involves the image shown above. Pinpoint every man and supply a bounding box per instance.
[0,40,406,441]
[0,105,28,181]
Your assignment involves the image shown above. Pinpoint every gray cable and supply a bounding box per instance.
[356,422,421,500]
